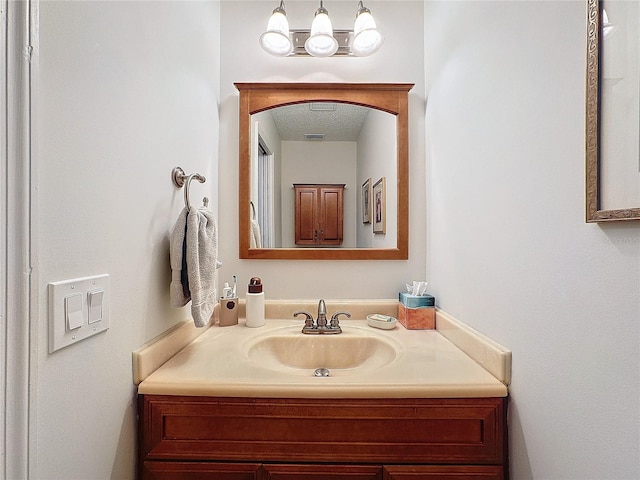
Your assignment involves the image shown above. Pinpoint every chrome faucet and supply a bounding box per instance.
[294,299,351,334]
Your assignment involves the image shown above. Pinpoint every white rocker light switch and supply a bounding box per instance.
[65,293,84,331]
[88,290,104,324]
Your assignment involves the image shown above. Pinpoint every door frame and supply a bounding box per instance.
[2,0,34,478]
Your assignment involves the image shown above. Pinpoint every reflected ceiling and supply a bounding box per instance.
[269,103,370,141]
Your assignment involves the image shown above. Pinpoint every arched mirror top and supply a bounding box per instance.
[237,82,413,116]
[236,82,413,260]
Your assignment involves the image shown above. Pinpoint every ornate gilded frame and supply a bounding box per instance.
[586,0,640,221]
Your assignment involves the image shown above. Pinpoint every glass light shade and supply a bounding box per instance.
[260,10,293,56]
[304,11,338,57]
[351,10,383,56]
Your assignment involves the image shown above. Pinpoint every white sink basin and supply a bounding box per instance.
[244,326,400,374]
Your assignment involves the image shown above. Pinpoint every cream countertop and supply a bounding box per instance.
[135,304,511,399]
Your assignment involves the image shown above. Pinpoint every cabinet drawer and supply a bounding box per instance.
[142,461,261,480]
[264,464,382,479]
[383,465,504,480]
[139,396,507,465]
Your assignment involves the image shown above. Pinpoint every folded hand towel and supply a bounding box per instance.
[250,218,262,249]
[169,207,190,308]
[185,205,218,327]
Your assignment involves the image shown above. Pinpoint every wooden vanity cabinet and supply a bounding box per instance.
[382,465,504,479]
[138,396,508,480]
[264,464,382,479]
[294,184,344,246]
[141,461,261,480]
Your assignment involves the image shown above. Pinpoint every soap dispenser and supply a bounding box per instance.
[245,277,265,327]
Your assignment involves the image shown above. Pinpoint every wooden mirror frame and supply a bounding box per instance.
[236,82,413,259]
[586,0,640,221]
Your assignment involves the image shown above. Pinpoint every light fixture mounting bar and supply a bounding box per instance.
[291,30,354,56]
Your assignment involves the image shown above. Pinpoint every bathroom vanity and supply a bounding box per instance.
[134,301,511,479]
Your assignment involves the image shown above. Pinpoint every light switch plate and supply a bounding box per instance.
[48,274,110,353]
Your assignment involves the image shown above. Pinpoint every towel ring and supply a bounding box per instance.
[172,166,208,209]
[250,201,256,220]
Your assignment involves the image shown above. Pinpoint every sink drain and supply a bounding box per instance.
[314,368,330,377]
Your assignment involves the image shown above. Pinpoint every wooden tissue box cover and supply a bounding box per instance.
[398,303,435,330]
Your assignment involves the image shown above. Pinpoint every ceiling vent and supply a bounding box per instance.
[304,133,325,140]
[309,103,336,112]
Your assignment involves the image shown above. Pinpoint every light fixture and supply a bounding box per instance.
[305,1,339,57]
[260,1,383,57]
[351,1,383,57]
[259,0,294,57]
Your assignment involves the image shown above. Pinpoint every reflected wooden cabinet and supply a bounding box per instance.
[138,396,508,480]
[294,184,344,246]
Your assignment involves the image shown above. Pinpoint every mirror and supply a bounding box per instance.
[586,0,640,221]
[236,83,413,259]
[252,103,397,249]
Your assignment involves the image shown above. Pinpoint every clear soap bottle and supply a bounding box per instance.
[245,277,265,327]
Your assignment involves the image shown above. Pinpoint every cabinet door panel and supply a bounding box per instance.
[383,465,504,480]
[295,188,318,244]
[318,187,343,244]
[265,464,382,480]
[142,461,261,480]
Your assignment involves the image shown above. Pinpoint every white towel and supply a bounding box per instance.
[169,207,190,308]
[185,205,218,327]
[250,218,262,248]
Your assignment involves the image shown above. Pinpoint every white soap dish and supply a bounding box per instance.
[367,314,397,330]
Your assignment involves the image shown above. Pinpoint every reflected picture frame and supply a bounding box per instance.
[373,177,386,234]
[362,178,371,224]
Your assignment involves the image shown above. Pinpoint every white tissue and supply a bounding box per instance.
[406,281,428,296]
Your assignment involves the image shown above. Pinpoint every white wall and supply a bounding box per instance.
[219,0,426,299]
[33,1,220,478]
[27,2,636,479]
[357,109,398,248]
[424,2,640,479]
[281,141,357,247]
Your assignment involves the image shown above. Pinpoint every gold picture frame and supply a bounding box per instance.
[362,178,371,224]
[373,177,386,234]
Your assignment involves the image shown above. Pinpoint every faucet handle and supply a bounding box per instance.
[330,311,351,328]
[294,311,314,329]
